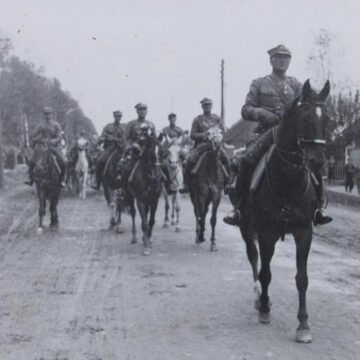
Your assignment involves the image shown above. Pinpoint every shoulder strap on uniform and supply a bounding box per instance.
[267,76,290,105]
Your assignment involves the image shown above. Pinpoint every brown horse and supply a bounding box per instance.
[127,133,163,256]
[32,142,62,235]
[239,80,330,343]
[101,145,125,233]
[189,127,228,251]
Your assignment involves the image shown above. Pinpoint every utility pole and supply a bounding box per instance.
[0,111,4,189]
[220,59,225,129]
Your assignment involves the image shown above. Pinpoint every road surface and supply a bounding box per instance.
[0,167,359,360]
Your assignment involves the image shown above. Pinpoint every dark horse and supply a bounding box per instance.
[126,132,163,256]
[32,141,62,235]
[189,127,228,252]
[102,145,125,233]
[239,80,330,343]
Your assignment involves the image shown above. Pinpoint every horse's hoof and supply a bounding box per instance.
[143,247,151,256]
[163,223,169,229]
[115,226,124,234]
[210,243,218,252]
[254,280,261,310]
[259,311,271,324]
[36,227,43,236]
[175,226,181,233]
[295,329,313,343]
[131,238,137,244]
[171,220,176,226]
[195,237,205,244]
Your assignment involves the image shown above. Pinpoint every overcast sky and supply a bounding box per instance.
[0,0,359,133]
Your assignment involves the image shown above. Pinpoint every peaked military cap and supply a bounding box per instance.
[268,44,291,57]
[43,106,53,114]
[135,102,147,109]
[200,98,213,105]
[168,112,176,118]
[113,110,122,116]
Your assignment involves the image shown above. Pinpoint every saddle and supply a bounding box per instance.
[249,144,276,193]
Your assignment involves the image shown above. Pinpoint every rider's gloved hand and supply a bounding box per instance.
[254,108,279,127]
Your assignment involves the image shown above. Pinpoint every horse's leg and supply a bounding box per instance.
[239,216,259,309]
[108,189,117,229]
[170,193,176,225]
[130,197,137,244]
[293,226,313,343]
[148,198,159,246]
[115,189,124,234]
[175,193,181,232]
[209,190,221,252]
[137,200,150,256]
[37,188,45,235]
[258,231,277,324]
[50,192,59,229]
[163,188,170,228]
[196,196,206,244]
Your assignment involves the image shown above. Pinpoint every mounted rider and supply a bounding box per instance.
[223,44,332,226]
[162,113,184,142]
[121,103,159,186]
[24,106,66,187]
[161,113,185,193]
[92,110,126,190]
[179,98,230,193]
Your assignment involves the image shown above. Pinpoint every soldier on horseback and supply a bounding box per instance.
[24,106,66,188]
[162,113,184,141]
[223,44,332,226]
[179,98,229,193]
[92,110,126,190]
[121,103,158,186]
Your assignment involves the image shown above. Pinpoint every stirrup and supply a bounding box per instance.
[24,180,33,186]
[223,209,240,226]
[314,208,333,226]
[179,186,189,194]
[91,184,100,191]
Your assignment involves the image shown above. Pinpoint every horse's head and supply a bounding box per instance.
[206,127,224,153]
[283,80,330,171]
[166,139,183,167]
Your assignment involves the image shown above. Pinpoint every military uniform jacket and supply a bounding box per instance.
[125,119,156,143]
[241,75,302,124]
[31,119,62,149]
[100,123,126,149]
[162,125,183,139]
[190,114,223,147]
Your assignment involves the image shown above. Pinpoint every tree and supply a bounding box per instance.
[307,29,360,159]
[0,36,96,152]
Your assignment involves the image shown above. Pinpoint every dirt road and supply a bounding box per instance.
[0,170,359,360]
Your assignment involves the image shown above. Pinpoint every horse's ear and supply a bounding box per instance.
[302,79,312,100]
[319,80,330,100]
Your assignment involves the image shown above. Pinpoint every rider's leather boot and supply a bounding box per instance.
[314,208,333,226]
[223,160,253,226]
[24,163,34,186]
[313,172,333,226]
[91,166,102,190]
[24,179,33,186]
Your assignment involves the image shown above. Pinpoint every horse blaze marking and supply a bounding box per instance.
[315,107,322,118]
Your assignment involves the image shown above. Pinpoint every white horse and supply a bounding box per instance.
[162,138,184,232]
[75,137,89,199]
